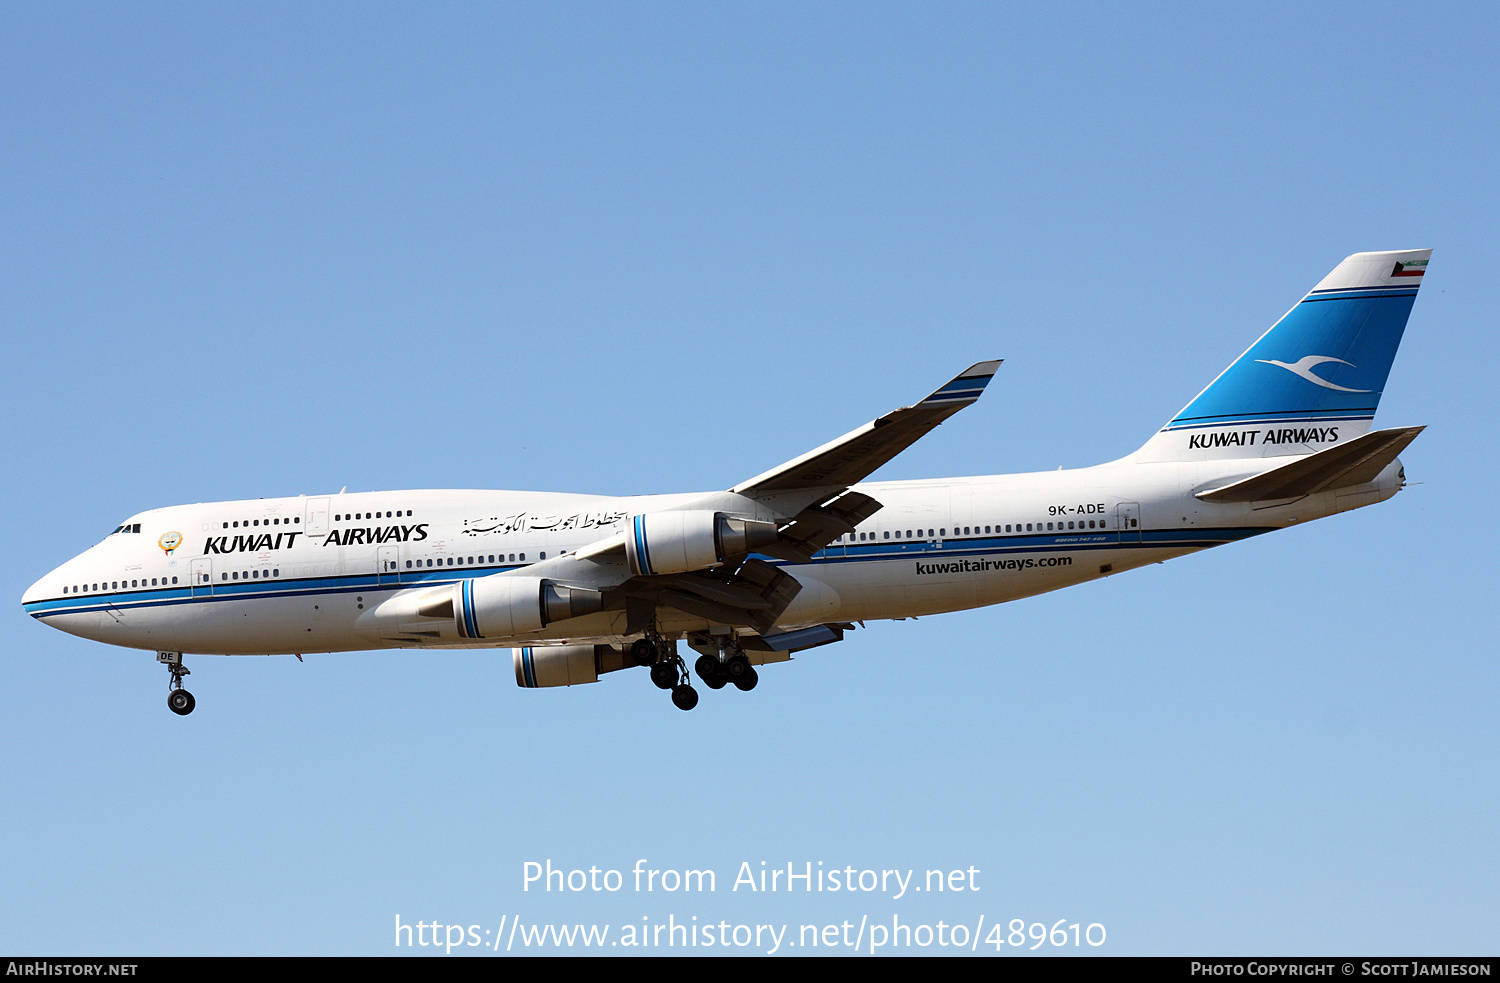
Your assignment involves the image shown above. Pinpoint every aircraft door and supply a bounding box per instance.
[916,483,950,550]
[190,557,213,596]
[376,545,400,585]
[305,498,330,536]
[1116,503,1141,544]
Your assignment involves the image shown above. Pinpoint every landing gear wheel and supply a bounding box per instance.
[158,652,193,716]
[695,654,727,689]
[733,666,759,692]
[725,654,751,679]
[630,638,657,666]
[649,661,677,690]
[671,684,699,711]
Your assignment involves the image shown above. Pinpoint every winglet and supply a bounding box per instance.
[917,361,1002,407]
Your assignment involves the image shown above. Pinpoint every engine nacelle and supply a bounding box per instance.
[417,576,603,640]
[625,511,778,576]
[514,644,629,688]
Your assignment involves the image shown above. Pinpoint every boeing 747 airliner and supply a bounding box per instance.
[23,249,1430,712]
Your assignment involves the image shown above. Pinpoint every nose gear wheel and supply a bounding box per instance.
[158,651,196,716]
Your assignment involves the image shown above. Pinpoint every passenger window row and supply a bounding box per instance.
[841,519,1110,543]
[65,577,179,593]
[405,554,526,568]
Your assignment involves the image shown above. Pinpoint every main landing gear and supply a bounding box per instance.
[636,632,699,711]
[158,651,195,716]
[694,646,757,692]
[635,632,764,710]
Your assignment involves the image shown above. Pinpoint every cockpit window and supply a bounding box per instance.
[108,523,143,536]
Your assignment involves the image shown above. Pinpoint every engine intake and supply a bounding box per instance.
[625,511,778,576]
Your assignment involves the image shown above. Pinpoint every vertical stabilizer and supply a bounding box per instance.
[1131,249,1429,463]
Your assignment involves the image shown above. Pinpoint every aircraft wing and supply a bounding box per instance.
[612,363,1001,615]
[540,361,1002,627]
[721,360,999,559]
[731,360,1002,500]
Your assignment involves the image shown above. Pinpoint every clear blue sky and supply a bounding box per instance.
[3,2,1497,956]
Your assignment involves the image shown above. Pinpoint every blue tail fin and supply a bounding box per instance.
[1134,249,1429,461]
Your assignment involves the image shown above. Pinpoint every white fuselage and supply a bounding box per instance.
[21,453,1404,657]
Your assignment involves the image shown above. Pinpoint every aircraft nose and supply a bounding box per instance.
[23,558,75,611]
[22,568,55,610]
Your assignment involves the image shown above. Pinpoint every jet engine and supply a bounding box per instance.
[416,576,604,640]
[513,644,630,687]
[625,511,779,576]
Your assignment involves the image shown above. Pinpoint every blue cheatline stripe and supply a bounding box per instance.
[23,527,1275,622]
[23,562,526,619]
[795,525,1272,566]
[522,647,537,687]
[28,559,524,609]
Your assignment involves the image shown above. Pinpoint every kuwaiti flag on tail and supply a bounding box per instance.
[1391,258,1428,277]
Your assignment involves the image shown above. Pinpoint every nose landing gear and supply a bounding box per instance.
[157,651,195,716]
[167,688,196,715]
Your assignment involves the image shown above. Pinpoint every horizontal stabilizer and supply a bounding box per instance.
[1195,426,1424,503]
